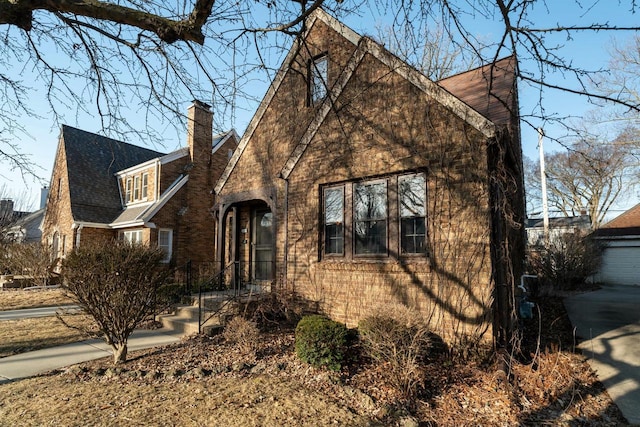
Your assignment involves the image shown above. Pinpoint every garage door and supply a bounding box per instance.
[599,245,640,285]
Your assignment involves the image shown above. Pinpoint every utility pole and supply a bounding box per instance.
[538,127,550,247]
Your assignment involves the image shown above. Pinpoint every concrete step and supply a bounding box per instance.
[157,303,230,337]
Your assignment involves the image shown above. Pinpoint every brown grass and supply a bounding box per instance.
[0,289,74,311]
[0,372,371,426]
[0,314,90,358]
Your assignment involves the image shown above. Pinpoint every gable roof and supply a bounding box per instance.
[215,9,504,191]
[592,204,640,238]
[438,56,518,126]
[61,125,165,224]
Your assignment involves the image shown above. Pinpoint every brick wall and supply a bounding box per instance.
[217,19,507,346]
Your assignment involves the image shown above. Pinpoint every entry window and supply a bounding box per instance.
[253,210,273,281]
[324,186,344,255]
[399,173,427,254]
[354,180,387,255]
[309,54,328,105]
[158,229,173,263]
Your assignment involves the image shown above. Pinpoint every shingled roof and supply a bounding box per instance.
[592,204,640,238]
[438,56,518,126]
[61,125,165,224]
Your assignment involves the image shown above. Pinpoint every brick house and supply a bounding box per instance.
[42,101,237,270]
[212,10,525,347]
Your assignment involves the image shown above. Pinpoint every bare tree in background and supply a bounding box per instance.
[525,127,639,228]
[2,0,640,177]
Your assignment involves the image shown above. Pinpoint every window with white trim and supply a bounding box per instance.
[133,175,141,201]
[125,178,132,203]
[121,229,143,244]
[309,54,328,105]
[158,229,173,263]
[141,173,149,200]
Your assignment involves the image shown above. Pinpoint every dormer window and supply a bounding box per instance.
[141,173,148,200]
[125,178,132,203]
[309,54,328,105]
[133,176,141,201]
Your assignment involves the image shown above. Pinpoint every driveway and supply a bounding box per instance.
[564,285,640,425]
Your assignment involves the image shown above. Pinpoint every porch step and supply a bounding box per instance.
[157,299,241,337]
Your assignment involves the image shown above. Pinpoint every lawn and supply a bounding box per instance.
[0,289,74,311]
[0,296,628,426]
[0,314,92,358]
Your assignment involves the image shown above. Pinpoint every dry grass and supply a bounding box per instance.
[0,370,371,427]
[0,314,91,358]
[0,289,74,311]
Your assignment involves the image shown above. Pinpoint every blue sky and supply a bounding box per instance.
[1,2,637,217]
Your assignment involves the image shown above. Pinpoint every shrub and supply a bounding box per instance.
[61,240,168,364]
[295,315,348,371]
[527,231,601,291]
[223,316,260,354]
[358,304,431,399]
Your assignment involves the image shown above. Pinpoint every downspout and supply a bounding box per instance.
[282,176,289,290]
[74,223,83,248]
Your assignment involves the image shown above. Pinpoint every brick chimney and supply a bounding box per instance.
[187,100,213,164]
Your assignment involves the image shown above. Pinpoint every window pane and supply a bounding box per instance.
[142,174,148,199]
[134,176,140,200]
[401,217,427,254]
[399,174,426,217]
[354,181,387,221]
[325,223,343,255]
[324,187,344,255]
[354,181,387,254]
[311,56,328,104]
[355,220,387,254]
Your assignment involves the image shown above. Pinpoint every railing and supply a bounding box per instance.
[197,261,273,333]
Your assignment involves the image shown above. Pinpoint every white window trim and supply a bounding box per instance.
[158,229,173,263]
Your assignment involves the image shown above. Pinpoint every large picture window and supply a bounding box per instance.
[321,172,427,260]
[324,186,344,255]
[399,174,427,254]
[354,180,387,255]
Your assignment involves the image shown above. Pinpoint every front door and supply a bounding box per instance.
[252,208,273,281]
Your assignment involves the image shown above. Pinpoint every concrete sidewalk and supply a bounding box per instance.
[0,305,81,321]
[0,329,181,384]
[565,285,640,426]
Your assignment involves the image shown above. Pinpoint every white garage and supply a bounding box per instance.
[596,240,640,286]
[592,204,640,286]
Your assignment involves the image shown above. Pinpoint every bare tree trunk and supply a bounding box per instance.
[112,343,128,364]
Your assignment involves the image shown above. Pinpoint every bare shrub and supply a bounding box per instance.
[223,316,260,354]
[1,242,54,286]
[527,231,601,291]
[358,304,432,399]
[61,240,168,364]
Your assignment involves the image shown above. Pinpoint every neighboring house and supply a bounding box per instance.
[212,10,525,347]
[526,215,591,248]
[592,204,640,286]
[42,101,238,269]
[0,198,45,243]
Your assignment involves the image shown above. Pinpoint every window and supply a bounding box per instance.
[133,175,141,201]
[324,187,344,255]
[354,180,387,255]
[121,229,143,244]
[125,178,132,203]
[309,55,328,105]
[399,174,427,254]
[57,178,62,200]
[141,173,149,200]
[321,172,428,260]
[158,229,173,263]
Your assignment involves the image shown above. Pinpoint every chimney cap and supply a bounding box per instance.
[192,99,211,110]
